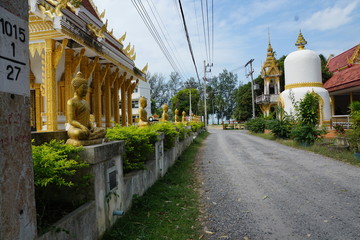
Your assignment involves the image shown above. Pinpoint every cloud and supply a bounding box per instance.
[302,2,357,31]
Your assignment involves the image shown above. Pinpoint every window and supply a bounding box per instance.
[133,86,138,93]
[132,100,139,108]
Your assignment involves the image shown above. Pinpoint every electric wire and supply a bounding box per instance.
[206,0,210,63]
[137,1,181,76]
[178,0,201,83]
[131,0,185,80]
[193,0,205,63]
[200,0,209,62]
[146,0,189,80]
[211,0,214,64]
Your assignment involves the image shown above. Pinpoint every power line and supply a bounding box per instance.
[211,0,214,64]
[206,0,210,63]
[200,0,209,62]
[131,0,186,80]
[146,0,189,80]
[178,0,201,83]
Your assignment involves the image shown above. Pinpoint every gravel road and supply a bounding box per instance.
[197,128,360,240]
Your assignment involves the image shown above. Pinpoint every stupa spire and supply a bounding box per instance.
[295,30,307,50]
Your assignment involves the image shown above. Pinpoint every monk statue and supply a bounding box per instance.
[161,104,169,122]
[182,110,186,123]
[174,109,179,123]
[138,96,148,127]
[66,72,106,146]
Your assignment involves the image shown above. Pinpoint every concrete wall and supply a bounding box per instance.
[36,131,197,240]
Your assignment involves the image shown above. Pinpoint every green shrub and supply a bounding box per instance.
[290,125,325,145]
[32,140,88,187]
[150,122,179,150]
[32,140,90,233]
[266,118,292,139]
[246,117,266,133]
[188,122,205,132]
[350,101,360,129]
[333,124,345,134]
[297,92,319,126]
[289,92,325,145]
[176,123,191,141]
[106,125,159,172]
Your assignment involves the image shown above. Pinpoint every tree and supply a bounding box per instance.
[207,70,237,124]
[319,54,333,83]
[171,88,200,117]
[233,75,262,121]
[184,77,199,89]
[168,72,183,100]
[148,72,168,115]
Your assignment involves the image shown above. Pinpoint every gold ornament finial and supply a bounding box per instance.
[295,30,307,50]
[142,63,148,73]
[118,32,127,44]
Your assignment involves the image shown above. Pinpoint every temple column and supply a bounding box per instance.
[64,48,84,119]
[127,78,138,126]
[113,73,126,124]
[93,64,102,127]
[113,83,119,124]
[44,39,57,131]
[121,84,127,126]
[45,39,67,131]
[104,75,111,128]
[127,85,132,126]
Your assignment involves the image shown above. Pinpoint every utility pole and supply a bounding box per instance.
[204,61,213,127]
[245,59,255,119]
[189,89,192,118]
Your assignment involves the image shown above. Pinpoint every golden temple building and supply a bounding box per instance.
[28,0,147,131]
[257,36,282,117]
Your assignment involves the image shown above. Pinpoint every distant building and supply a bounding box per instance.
[324,43,360,126]
[120,79,151,123]
[257,36,282,117]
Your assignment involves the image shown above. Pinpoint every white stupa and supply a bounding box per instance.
[279,32,331,126]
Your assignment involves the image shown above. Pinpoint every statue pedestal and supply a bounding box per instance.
[66,138,104,147]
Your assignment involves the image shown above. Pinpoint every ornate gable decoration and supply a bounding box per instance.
[349,43,360,65]
[262,41,281,78]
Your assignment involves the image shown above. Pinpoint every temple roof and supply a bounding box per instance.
[82,0,100,20]
[327,44,359,72]
[261,36,281,77]
[324,64,360,92]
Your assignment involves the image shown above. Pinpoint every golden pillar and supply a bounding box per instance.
[64,48,84,119]
[113,84,119,124]
[44,39,57,131]
[127,85,132,126]
[93,64,102,127]
[44,39,67,131]
[104,75,111,128]
[121,83,127,126]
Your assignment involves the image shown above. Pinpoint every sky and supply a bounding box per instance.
[92,0,360,84]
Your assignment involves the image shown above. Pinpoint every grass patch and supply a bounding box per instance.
[102,131,210,240]
[251,133,360,166]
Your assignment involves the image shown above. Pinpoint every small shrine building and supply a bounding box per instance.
[28,0,147,131]
[257,36,282,117]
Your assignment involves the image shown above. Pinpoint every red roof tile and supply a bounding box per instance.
[327,45,358,72]
[324,64,360,92]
